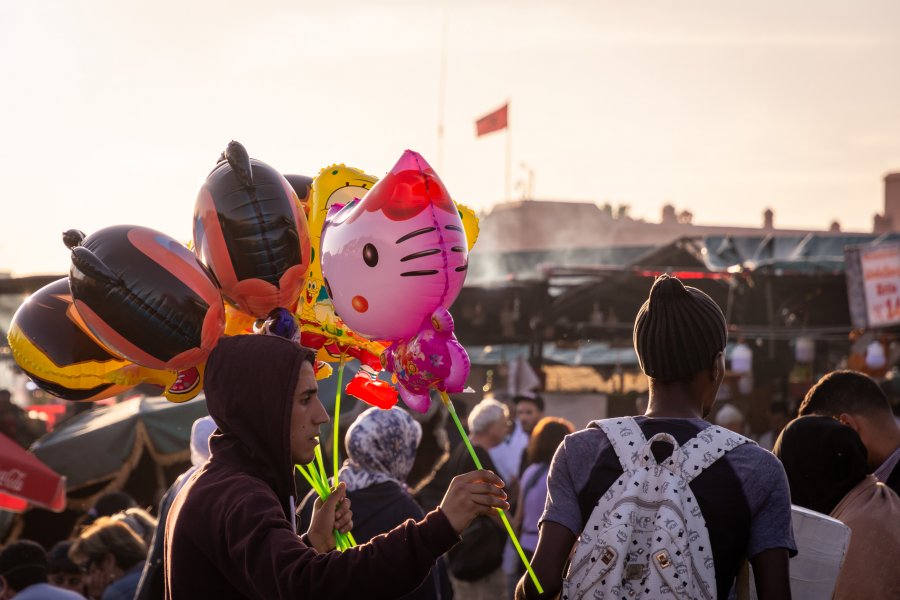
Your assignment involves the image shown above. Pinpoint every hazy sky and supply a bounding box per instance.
[2,0,899,275]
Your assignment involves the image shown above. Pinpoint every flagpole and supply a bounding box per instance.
[437,10,448,172]
[505,100,511,201]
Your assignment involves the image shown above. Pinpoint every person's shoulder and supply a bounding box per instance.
[464,443,498,473]
[553,424,610,464]
[190,463,272,496]
[719,440,789,497]
[178,465,277,521]
[729,440,783,468]
[566,423,609,444]
[393,487,426,519]
[15,584,86,599]
[102,572,141,600]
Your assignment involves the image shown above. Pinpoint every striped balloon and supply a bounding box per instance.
[65,226,224,372]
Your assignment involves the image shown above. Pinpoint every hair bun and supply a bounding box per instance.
[649,274,688,301]
[633,275,727,381]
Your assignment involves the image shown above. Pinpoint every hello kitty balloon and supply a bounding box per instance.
[320,150,471,412]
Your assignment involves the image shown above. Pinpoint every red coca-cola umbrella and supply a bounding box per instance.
[0,432,66,513]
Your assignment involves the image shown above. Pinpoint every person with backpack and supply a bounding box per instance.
[516,274,796,600]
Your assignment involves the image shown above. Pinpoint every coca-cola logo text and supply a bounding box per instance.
[0,469,26,492]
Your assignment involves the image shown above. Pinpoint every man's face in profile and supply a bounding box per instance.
[289,362,329,465]
[516,401,543,435]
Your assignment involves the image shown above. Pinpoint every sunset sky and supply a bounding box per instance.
[2,0,899,275]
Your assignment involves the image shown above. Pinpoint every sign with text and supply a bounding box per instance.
[848,242,900,328]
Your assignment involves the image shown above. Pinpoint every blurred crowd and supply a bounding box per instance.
[1,275,900,599]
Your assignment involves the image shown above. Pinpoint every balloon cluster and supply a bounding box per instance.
[8,142,479,413]
[320,150,477,413]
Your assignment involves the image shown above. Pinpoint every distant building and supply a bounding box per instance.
[473,200,835,256]
[883,172,900,232]
[467,199,859,284]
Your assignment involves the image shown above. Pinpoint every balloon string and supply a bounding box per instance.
[333,353,346,483]
[314,444,327,489]
[295,463,323,496]
[438,391,543,594]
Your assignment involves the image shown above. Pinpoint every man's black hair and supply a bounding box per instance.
[0,540,48,591]
[513,394,544,413]
[47,541,80,575]
[93,490,136,517]
[798,370,891,418]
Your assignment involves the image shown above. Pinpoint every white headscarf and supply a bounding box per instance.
[338,407,422,492]
[190,416,217,467]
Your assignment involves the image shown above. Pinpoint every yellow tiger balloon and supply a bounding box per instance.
[8,279,203,403]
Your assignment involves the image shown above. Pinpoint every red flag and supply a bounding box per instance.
[475,103,508,137]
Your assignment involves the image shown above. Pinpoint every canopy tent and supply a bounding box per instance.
[30,395,208,511]
[467,342,751,366]
[633,233,900,274]
[0,432,66,513]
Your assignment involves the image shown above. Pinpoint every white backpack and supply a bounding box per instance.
[562,417,751,600]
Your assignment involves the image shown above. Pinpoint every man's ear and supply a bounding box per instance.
[710,352,725,382]
[839,412,860,431]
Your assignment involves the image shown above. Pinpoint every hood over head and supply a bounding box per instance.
[204,335,315,512]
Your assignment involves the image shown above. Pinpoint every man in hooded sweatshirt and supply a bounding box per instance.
[165,334,508,599]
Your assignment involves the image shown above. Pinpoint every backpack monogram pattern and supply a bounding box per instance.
[562,418,751,600]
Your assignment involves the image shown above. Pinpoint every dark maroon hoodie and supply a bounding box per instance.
[164,335,460,599]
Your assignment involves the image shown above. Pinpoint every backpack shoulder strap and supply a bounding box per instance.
[594,417,647,472]
[679,425,754,483]
[521,462,549,498]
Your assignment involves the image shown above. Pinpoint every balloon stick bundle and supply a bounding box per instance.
[321,149,542,592]
[295,446,357,552]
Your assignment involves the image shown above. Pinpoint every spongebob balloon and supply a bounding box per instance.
[298,164,379,346]
[293,165,397,406]
[320,150,471,413]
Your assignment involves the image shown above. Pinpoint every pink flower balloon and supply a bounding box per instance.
[381,309,470,412]
[320,150,470,412]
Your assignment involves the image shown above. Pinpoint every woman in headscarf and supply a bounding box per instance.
[299,406,453,600]
[774,415,900,599]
